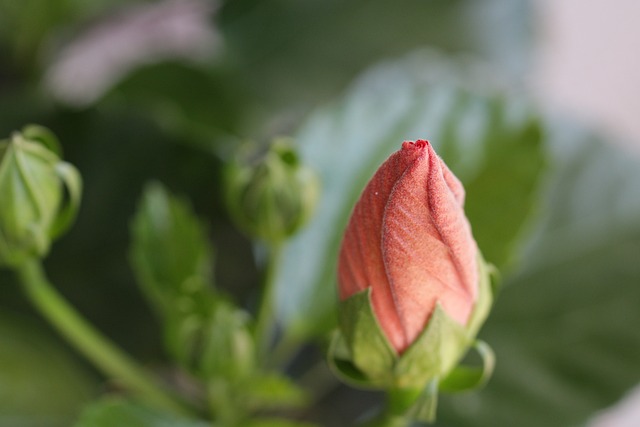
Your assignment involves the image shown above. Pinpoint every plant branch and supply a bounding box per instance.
[15,257,191,415]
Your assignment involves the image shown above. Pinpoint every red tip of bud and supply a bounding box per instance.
[402,139,429,151]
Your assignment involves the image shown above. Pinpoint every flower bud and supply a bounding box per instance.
[200,301,256,382]
[224,138,319,243]
[331,140,493,390]
[0,127,82,267]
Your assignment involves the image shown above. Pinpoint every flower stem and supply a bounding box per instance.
[15,258,190,415]
[362,385,436,427]
[254,241,283,363]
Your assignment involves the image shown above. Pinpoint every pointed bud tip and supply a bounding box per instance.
[402,139,430,151]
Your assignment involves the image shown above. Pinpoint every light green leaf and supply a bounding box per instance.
[73,399,209,427]
[437,124,640,427]
[275,51,545,339]
[0,312,96,427]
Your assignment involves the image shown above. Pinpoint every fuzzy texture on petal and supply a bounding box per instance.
[337,140,478,353]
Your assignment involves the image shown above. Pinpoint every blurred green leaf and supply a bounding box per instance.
[275,51,545,339]
[130,182,214,314]
[244,419,318,427]
[73,399,209,427]
[0,312,95,427]
[438,125,640,427]
[245,373,309,411]
[130,182,216,368]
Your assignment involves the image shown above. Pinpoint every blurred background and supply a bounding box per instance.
[1,0,640,426]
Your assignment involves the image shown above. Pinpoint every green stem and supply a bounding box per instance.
[15,258,189,415]
[362,385,436,427]
[254,241,283,362]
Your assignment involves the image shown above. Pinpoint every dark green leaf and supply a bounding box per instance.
[73,399,209,427]
[438,125,640,427]
[274,52,545,339]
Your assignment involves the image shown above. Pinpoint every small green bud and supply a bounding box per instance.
[200,301,256,382]
[224,138,319,243]
[0,126,82,267]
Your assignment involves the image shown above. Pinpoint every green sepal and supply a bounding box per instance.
[439,340,495,393]
[336,288,397,386]
[21,124,63,157]
[50,161,83,239]
[327,330,381,389]
[466,254,496,339]
[394,304,470,389]
[331,252,497,394]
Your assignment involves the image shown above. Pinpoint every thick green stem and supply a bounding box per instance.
[254,241,283,362]
[16,258,189,415]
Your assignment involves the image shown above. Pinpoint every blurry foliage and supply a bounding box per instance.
[2,0,640,427]
[0,312,95,427]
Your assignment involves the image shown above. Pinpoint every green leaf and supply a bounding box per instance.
[129,182,216,368]
[275,51,545,339]
[130,182,214,312]
[244,373,309,411]
[244,419,319,427]
[0,312,96,427]
[437,125,640,426]
[73,399,209,427]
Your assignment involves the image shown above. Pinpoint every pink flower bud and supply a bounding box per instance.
[337,140,478,354]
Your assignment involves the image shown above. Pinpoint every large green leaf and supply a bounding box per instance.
[0,312,96,427]
[437,125,640,426]
[274,52,545,338]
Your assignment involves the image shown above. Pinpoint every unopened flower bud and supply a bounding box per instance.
[331,140,493,390]
[200,301,255,382]
[0,127,82,267]
[224,138,319,243]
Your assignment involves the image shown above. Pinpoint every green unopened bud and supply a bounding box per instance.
[0,126,82,267]
[200,301,255,382]
[224,138,319,243]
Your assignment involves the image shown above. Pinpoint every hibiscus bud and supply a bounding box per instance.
[331,140,493,390]
[224,138,319,243]
[0,127,82,267]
